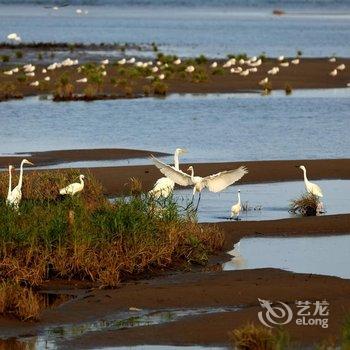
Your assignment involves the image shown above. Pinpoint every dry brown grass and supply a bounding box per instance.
[0,282,42,320]
[229,323,275,350]
[229,323,291,350]
[0,173,224,320]
[289,193,319,216]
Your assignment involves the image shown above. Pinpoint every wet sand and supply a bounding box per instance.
[1,266,350,348]
[0,148,168,167]
[1,58,350,101]
[1,154,350,347]
[85,158,350,195]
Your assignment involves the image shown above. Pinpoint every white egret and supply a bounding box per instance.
[26,72,35,77]
[127,57,135,64]
[174,58,181,65]
[185,65,195,73]
[6,165,14,205]
[101,59,109,65]
[30,81,39,87]
[12,67,19,73]
[240,69,249,76]
[118,58,126,65]
[337,64,345,71]
[44,76,50,81]
[249,59,262,67]
[249,67,258,73]
[291,58,300,65]
[3,70,13,76]
[230,190,241,220]
[278,55,284,61]
[76,9,82,14]
[297,165,323,197]
[7,159,33,210]
[151,156,248,210]
[149,148,187,198]
[329,57,336,62]
[7,33,21,42]
[280,62,289,67]
[152,66,159,73]
[158,74,165,80]
[259,77,268,85]
[59,175,85,196]
[330,69,337,77]
[76,77,88,83]
[42,68,47,73]
[211,61,218,68]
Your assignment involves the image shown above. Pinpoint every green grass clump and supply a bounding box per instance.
[195,54,208,65]
[153,81,168,96]
[212,67,225,76]
[192,68,208,83]
[1,55,10,62]
[15,50,23,59]
[0,172,223,319]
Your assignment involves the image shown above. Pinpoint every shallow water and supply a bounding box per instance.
[1,90,349,164]
[1,4,350,57]
[15,306,238,349]
[222,234,350,279]
[172,179,349,222]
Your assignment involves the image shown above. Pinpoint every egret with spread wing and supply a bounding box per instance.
[59,175,85,196]
[151,156,248,210]
[149,148,187,198]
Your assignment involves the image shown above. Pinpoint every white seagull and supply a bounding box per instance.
[59,175,85,196]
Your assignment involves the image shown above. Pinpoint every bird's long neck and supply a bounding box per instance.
[302,168,309,184]
[18,161,25,189]
[174,150,180,170]
[238,192,241,204]
[190,167,195,181]
[80,177,84,185]
[7,167,12,197]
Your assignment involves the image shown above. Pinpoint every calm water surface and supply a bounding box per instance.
[0,4,350,57]
[0,90,349,163]
[223,234,350,279]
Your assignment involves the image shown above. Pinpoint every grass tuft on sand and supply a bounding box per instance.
[229,323,290,350]
[0,172,223,320]
[289,193,320,216]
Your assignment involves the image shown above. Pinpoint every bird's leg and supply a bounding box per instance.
[195,192,201,211]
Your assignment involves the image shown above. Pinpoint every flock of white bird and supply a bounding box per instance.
[3,32,349,89]
[148,149,324,219]
[5,152,323,219]
[6,159,85,211]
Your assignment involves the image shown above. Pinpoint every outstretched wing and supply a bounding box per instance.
[151,156,193,187]
[203,166,248,193]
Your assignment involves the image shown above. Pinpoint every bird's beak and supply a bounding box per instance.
[28,161,34,166]
[181,148,188,154]
[294,165,300,168]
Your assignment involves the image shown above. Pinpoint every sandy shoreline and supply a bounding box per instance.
[1,153,350,347]
[0,148,168,167]
[1,58,350,101]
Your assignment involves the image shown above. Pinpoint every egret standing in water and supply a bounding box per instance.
[149,148,187,198]
[230,190,242,220]
[7,159,34,210]
[151,156,248,210]
[297,165,323,197]
[59,175,85,196]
